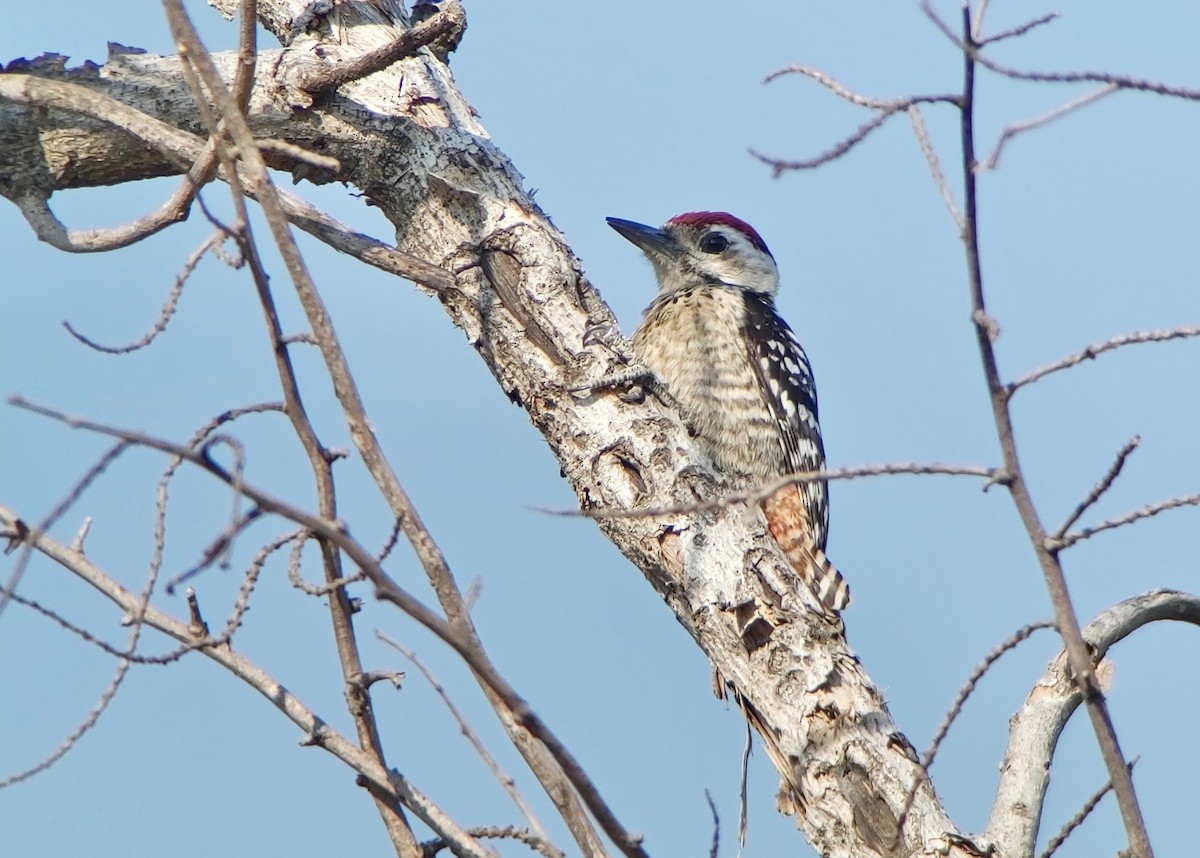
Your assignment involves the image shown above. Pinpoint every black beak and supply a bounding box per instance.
[606,217,680,259]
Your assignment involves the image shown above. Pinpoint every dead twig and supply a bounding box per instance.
[981,85,1120,171]
[7,395,643,858]
[941,2,1154,852]
[376,631,553,844]
[63,231,227,354]
[1009,326,1200,392]
[1040,758,1140,858]
[977,11,1060,47]
[896,621,1055,841]
[924,1,1200,100]
[0,501,490,858]
[908,104,964,230]
[11,142,218,253]
[1052,437,1140,542]
[754,65,960,174]
[704,790,720,858]
[291,1,466,93]
[0,656,132,789]
[1052,494,1200,551]
[0,441,130,621]
[420,825,562,858]
[542,461,1000,521]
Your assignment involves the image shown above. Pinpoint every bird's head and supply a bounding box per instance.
[606,211,779,298]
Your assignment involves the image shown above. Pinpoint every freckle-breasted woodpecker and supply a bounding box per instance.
[607,211,850,612]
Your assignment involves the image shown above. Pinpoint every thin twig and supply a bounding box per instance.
[0,584,188,664]
[1040,758,1140,858]
[969,0,992,39]
[420,825,563,858]
[377,516,404,563]
[1053,437,1140,541]
[212,531,295,643]
[0,502,490,858]
[0,441,129,621]
[754,101,933,175]
[165,506,263,593]
[376,632,553,843]
[540,462,1000,521]
[756,65,959,174]
[255,138,340,172]
[703,790,720,858]
[762,65,909,109]
[62,231,225,354]
[977,11,1060,47]
[286,531,366,596]
[0,656,132,788]
[926,622,1056,772]
[907,105,964,231]
[738,720,751,857]
[981,84,1119,170]
[232,0,256,114]
[896,622,1055,840]
[6,396,642,858]
[1053,494,1200,551]
[923,1,1200,100]
[1009,326,1200,392]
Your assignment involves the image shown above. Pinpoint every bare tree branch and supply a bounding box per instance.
[1040,758,1139,858]
[1009,326,1200,392]
[0,501,496,858]
[924,621,1057,773]
[12,142,214,252]
[946,3,1152,852]
[1052,436,1140,542]
[0,653,132,788]
[754,64,959,174]
[1052,494,1200,551]
[908,104,964,231]
[981,84,1120,171]
[0,441,129,621]
[924,1,1200,99]
[987,590,1200,857]
[62,231,227,354]
[421,825,562,858]
[290,1,466,93]
[896,621,1056,842]
[377,631,558,851]
[977,11,1060,47]
[5,395,639,858]
[1060,439,1142,540]
[546,461,1001,521]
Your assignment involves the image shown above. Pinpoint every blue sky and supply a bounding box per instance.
[1,2,1197,856]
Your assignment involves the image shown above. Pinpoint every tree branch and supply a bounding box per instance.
[0,501,496,858]
[948,4,1152,852]
[986,590,1200,857]
[1009,326,1200,392]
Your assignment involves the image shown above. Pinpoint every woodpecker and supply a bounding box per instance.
[607,211,850,612]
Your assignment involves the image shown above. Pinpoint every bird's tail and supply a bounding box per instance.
[761,486,851,612]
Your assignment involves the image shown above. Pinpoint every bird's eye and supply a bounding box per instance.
[699,232,728,254]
